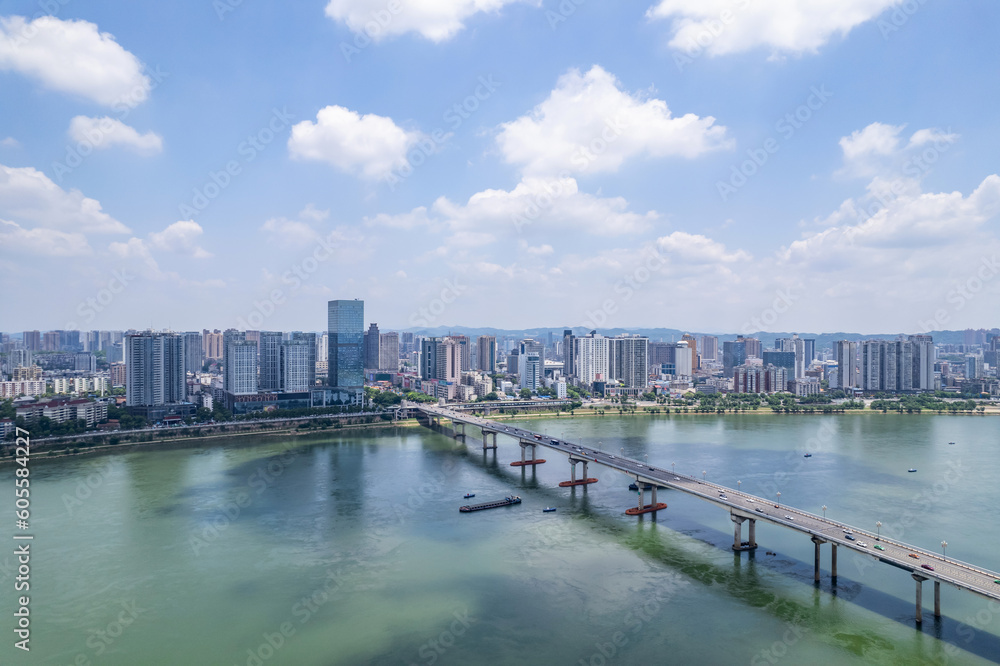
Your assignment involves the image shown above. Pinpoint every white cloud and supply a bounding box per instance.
[0,163,129,234]
[324,0,530,42]
[838,122,960,178]
[148,220,211,258]
[288,105,425,179]
[68,116,163,155]
[0,219,90,256]
[496,65,730,176]
[369,176,659,238]
[647,0,902,57]
[0,137,18,148]
[655,231,751,264]
[0,16,151,106]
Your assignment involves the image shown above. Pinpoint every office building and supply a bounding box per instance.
[291,332,317,387]
[420,337,440,380]
[477,335,497,373]
[259,331,284,391]
[680,334,698,372]
[364,323,381,370]
[328,299,364,389]
[761,350,795,377]
[723,338,747,374]
[563,329,576,380]
[223,330,258,395]
[183,331,203,376]
[518,342,541,390]
[379,332,399,372]
[125,332,186,407]
[280,340,312,392]
[804,339,816,365]
[700,335,718,363]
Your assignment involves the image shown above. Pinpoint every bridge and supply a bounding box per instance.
[415,403,1000,625]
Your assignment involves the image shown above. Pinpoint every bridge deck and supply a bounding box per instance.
[418,405,1000,603]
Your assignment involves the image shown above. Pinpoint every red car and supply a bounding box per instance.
[922,564,935,571]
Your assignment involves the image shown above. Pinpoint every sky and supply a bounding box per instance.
[1,0,999,335]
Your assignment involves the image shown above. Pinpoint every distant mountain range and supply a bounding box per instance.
[400,326,993,348]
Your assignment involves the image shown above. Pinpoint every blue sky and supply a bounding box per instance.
[1,0,998,334]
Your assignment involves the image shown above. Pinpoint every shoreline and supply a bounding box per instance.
[5,406,995,464]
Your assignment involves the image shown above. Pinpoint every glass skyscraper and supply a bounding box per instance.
[328,299,364,388]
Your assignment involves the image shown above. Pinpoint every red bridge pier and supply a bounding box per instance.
[558,458,598,487]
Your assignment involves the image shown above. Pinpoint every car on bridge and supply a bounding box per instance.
[755,508,764,513]
[874,545,885,551]
[909,553,920,559]
[922,564,935,571]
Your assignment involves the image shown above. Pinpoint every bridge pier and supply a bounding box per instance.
[731,515,758,551]
[453,421,466,439]
[831,544,837,581]
[510,440,546,467]
[935,580,941,619]
[913,573,927,624]
[482,430,497,450]
[812,537,826,583]
[558,458,597,487]
[625,482,666,516]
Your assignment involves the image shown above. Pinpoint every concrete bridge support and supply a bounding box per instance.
[935,580,941,619]
[557,459,598,487]
[812,537,827,583]
[831,544,837,581]
[481,430,497,450]
[625,482,667,516]
[510,440,546,467]
[731,515,758,551]
[913,574,927,624]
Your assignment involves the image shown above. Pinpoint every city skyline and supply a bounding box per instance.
[2,4,999,332]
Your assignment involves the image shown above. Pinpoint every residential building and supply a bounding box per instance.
[125,332,186,407]
[12,365,41,381]
[700,335,718,363]
[762,351,795,378]
[518,345,541,391]
[225,339,259,396]
[203,330,224,360]
[10,348,31,368]
[379,332,399,372]
[110,362,126,388]
[0,381,46,398]
[789,378,821,397]
[183,331,203,376]
[364,323,381,370]
[291,332,317,387]
[16,398,108,427]
[563,329,576,380]
[833,341,858,389]
[280,340,312,392]
[259,331,284,391]
[75,352,97,373]
[477,335,497,373]
[23,331,41,352]
[680,334,698,371]
[576,332,609,385]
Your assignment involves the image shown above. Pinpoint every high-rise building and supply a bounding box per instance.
[328,300,364,388]
[125,332,185,407]
[861,340,882,391]
[379,332,399,372]
[680,334,698,372]
[804,339,816,365]
[259,331,284,391]
[744,337,762,359]
[791,334,806,379]
[23,331,41,352]
[10,348,31,368]
[451,335,471,371]
[225,339,258,395]
[110,362,126,388]
[577,332,609,385]
[563,329,576,380]
[106,342,123,364]
[723,338,747,374]
[420,337,440,380]
[280,340,312,392]
[74,352,97,372]
[183,331,203,376]
[291,332,317,387]
[477,335,497,373]
[833,341,858,389]
[966,354,985,380]
[517,341,541,390]
[909,335,935,390]
[60,330,81,351]
[203,330,224,360]
[762,351,795,377]
[609,335,650,388]
[364,323,381,370]
[699,335,718,362]
[400,332,415,357]
[43,331,60,351]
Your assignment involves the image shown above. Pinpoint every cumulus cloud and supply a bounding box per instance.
[148,220,211,258]
[0,163,129,234]
[0,16,151,106]
[496,65,730,176]
[325,0,530,42]
[0,219,90,256]
[288,105,426,179]
[647,0,903,57]
[67,116,163,155]
[838,122,960,178]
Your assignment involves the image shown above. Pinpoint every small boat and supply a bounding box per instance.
[948,442,955,445]
[628,482,654,491]
[803,453,812,458]
[463,493,475,499]
[543,507,557,513]
[908,468,917,473]
[460,496,521,513]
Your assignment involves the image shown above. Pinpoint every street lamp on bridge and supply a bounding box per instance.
[822,505,827,518]
[942,541,948,561]
[737,480,741,492]
[702,470,707,481]
[776,491,781,504]
[672,462,675,474]
[876,521,881,541]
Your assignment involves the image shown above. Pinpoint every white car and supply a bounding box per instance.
[857,542,868,548]
[784,515,794,521]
